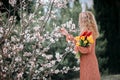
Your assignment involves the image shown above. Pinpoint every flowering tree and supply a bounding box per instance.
[0,0,80,80]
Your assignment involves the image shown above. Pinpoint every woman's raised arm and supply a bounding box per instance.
[60,28,76,43]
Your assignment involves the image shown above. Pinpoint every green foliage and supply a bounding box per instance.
[96,25,108,75]
[94,0,120,74]
[60,1,81,25]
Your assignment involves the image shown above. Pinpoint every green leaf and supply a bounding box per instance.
[75,52,81,59]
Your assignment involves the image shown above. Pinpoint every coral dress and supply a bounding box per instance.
[78,38,100,80]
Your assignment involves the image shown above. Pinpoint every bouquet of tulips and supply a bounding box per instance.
[75,31,94,47]
[74,31,94,58]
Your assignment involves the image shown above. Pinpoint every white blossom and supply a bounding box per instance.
[40,67,44,71]
[50,38,55,43]
[46,55,53,60]
[51,60,56,65]
[54,69,59,74]
[15,56,22,62]
[9,0,16,7]
[55,52,60,59]
[23,52,32,57]
[3,47,8,54]
[17,72,23,80]
[11,36,16,42]
[29,14,35,20]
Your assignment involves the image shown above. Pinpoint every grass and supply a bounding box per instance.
[72,74,120,80]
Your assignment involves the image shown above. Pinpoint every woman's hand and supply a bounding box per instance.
[59,28,69,36]
[74,45,92,54]
[60,28,76,43]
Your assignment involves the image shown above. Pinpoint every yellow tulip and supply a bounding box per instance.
[84,40,88,44]
[75,36,80,41]
[80,36,85,41]
[87,35,94,43]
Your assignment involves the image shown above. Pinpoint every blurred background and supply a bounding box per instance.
[0,0,120,80]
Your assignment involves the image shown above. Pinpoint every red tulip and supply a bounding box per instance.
[81,31,88,36]
[87,32,92,36]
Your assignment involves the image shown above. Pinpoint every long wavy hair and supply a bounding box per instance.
[79,11,99,39]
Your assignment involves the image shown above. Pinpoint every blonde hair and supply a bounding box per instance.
[79,11,99,39]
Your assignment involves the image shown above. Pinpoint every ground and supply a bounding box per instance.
[101,74,120,80]
[72,74,120,80]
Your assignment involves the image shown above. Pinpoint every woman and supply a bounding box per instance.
[78,11,100,80]
[60,11,100,80]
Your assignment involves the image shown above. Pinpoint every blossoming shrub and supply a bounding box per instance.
[0,0,80,80]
